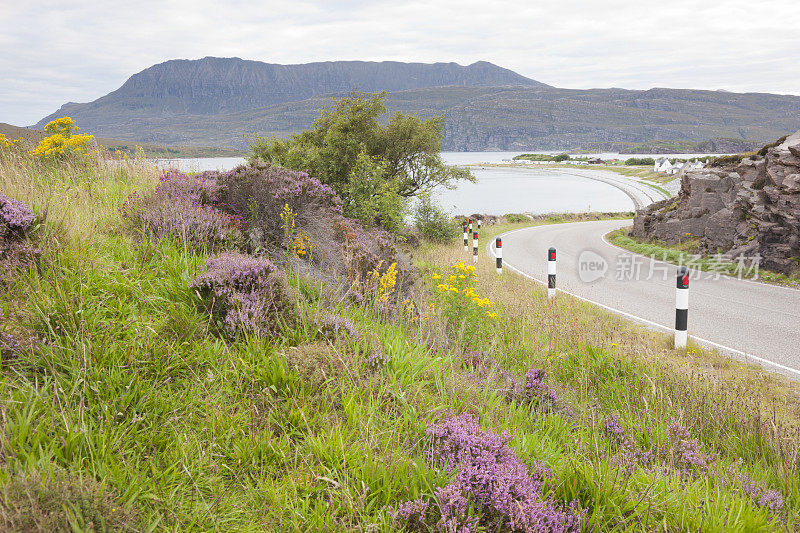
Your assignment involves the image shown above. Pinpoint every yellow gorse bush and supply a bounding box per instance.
[363,260,398,303]
[293,231,314,261]
[433,260,496,320]
[0,133,24,150]
[31,117,94,159]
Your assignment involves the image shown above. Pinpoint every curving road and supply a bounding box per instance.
[536,168,670,209]
[490,219,800,378]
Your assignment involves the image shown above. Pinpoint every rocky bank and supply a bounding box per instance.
[633,131,800,275]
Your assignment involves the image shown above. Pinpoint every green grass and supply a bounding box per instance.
[608,228,800,287]
[1,151,799,530]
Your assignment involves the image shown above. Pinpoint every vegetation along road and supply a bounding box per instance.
[492,219,800,377]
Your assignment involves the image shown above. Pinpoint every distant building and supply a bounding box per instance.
[587,157,603,164]
[654,157,706,175]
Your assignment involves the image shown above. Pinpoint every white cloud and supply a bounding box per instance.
[1,0,798,126]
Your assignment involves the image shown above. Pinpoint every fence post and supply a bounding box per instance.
[495,237,502,274]
[675,266,689,349]
[548,247,556,299]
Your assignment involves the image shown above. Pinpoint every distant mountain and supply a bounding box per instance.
[34,57,800,152]
[36,57,544,125]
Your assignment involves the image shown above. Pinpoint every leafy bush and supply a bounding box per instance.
[249,92,473,231]
[624,157,655,166]
[120,170,242,248]
[413,192,457,243]
[342,150,405,232]
[504,213,528,223]
[191,252,298,337]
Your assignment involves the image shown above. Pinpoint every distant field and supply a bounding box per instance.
[0,122,245,158]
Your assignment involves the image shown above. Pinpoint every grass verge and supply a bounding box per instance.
[0,152,798,531]
[608,227,800,288]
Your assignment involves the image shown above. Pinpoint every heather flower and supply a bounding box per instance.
[726,469,785,514]
[319,314,357,338]
[602,415,655,471]
[507,368,558,411]
[667,418,716,472]
[603,415,625,440]
[191,252,298,337]
[121,170,241,247]
[393,413,588,532]
[0,192,40,284]
[0,192,36,233]
[389,498,430,530]
[368,346,390,369]
[0,331,22,362]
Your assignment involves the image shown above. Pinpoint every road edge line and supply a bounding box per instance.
[486,224,800,379]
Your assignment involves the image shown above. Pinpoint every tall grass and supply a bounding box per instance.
[0,152,798,530]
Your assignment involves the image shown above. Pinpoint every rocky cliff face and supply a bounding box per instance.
[633,132,800,275]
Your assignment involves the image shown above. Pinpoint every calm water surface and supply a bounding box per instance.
[155,152,640,215]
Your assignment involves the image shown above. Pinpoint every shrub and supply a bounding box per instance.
[120,170,242,248]
[625,157,655,166]
[0,192,39,285]
[210,161,407,297]
[413,192,457,243]
[391,413,588,532]
[504,213,528,223]
[30,117,95,160]
[191,252,298,337]
[432,260,496,347]
[216,161,342,251]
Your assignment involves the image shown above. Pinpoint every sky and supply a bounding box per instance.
[2,0,799,127]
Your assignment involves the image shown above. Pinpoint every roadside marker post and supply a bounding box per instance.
[469,219,473,233]
[547,247,556,299]
[473,231,479,263]
[675,266,689,349]
[463,222,468,251]
[495,237,503,274]
[477,216,482,230]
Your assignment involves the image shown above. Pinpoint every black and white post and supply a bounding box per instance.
[477,216,482,230]
[547,247,556,299]
[472,231,479,263]
[463,222,469,251]
[675,266,689,349]
[469,219,473,233]
[495,237,503,274]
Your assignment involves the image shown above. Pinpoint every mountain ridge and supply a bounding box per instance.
[33,57,800,151]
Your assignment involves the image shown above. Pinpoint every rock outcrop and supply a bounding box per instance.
[633,131,800,275]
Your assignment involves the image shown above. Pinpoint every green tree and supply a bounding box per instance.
[249,92,473,230]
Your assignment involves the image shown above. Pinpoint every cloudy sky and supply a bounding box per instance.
[2,0,799,126]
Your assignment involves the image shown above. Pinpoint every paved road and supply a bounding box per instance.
[492,219,800,377]
[537,168,671,209]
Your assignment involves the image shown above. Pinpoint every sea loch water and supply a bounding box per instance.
[156,152,636,215]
